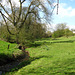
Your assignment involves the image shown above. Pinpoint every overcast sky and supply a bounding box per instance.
[52,0,75,30]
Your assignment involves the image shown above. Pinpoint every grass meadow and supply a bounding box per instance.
[0,36,75,75]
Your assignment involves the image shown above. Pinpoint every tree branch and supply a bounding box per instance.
[0,11,13,23]
[21,0,26,4]
[15,0,22,26]
[0,3,12,19]
[0,11,15,35]
[9,0,15,24]
[19,1,34,28]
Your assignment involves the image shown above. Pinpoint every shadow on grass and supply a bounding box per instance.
[29,43,42,47]
[65,72,75,75]
[10,55,52,72]
[27,39,75,48]
[50,40,75,43]
[36,40,75,46]
[0,53,27,66]
[0,53,15,66]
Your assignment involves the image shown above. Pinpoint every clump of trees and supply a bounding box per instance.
[46,31,52,37]
[0,15,47,44]
[52,23,74,38]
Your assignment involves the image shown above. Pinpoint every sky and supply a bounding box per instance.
[1,0,75,31]
[52,0,75,30]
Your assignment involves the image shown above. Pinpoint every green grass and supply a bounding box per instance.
[0,40,19,54]
[2,36,75,75]
[0,40,23,65]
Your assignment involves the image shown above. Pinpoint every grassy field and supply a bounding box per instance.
[1,36,75,75]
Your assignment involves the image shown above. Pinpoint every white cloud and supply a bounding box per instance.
[1,0,27,7]
[1,0,20,7]
[54,3,75,18]
[70,0,74,1]
[68,25,75,30]
[50,24,75,32]
[50,2,75,31]
[40,0,46,3]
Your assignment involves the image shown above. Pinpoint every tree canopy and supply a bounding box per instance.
[0,0,59,44]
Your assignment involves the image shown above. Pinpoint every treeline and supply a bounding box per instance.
[47,23,74,38]
[52,28,73,38]
[0,22,74,46]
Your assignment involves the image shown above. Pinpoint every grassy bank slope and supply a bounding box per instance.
[0,40,22,65]
[5,36,75,75]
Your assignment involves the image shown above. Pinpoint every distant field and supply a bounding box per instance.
[2,36,75,75]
